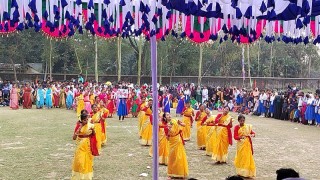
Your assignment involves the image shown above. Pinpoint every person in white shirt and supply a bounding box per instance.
[184,88,191,102]
[258,90,268,117]
[202,86,208,103]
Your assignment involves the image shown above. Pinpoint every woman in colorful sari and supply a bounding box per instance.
[211,107,233,164]
[66,87,74,110]
[126,92,133,117]
[163,92,171,113]
[76,90,85,118]
[71,110,98,180]
[84,89,92,114]
[234,115,256,178]
[59,87,66,108]
[163,112,188,179]
[181,102,194,141]
[138,96,147,134]
[9,83,19,110]
[45,85,53,109]
[149,111,169,165]
[90,104,109,153]
[23,83,33,109]
[106,92,116,117]
[89,90,95,105]
[131,92,140,117]
[176,94,185,116]
[36,85,45,109]
[53,86,60,108]
[139,99,153,146]
[195,104,207,150]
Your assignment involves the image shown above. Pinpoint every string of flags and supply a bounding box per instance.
[1,0,320,45]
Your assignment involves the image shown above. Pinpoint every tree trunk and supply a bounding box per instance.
[10,58,17,82]
[159,55,163,85]
[74,43,82,74]
[198,45,203,86]
[85,58,88,81]
[117,37,122,82]
[137,36,142,85]
[44,58,47,81]
[63,61,67,81]
[49,38,53,81]
[308,56,311,78]
[94,36,99,82]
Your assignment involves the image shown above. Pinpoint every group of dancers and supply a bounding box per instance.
[3,80,257,179]
[137,96,257,179]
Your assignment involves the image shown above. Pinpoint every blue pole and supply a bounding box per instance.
[151,35,159,180]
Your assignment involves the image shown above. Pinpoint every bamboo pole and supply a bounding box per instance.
[198,45,203,86]
[137,36,142,85]
[247,44,252,88]
[117,37,122,82]
[94,36,98,82]
[49,38,52,81]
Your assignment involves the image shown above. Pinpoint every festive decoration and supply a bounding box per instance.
[1,0,320,44]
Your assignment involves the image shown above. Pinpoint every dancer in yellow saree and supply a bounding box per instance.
[90,104,109,153]
[72,110,98,180]
[200,108,216,156]
[181,102,194,141]
[149,111,169,165]
[234,114,256,178]
[76,90,85,118]
[195,104,207,150]
[163,112,188,179]
[138,96,147,137]
[139,99,153,145]
[212,107,233,163]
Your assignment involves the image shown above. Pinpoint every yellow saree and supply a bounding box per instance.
[139,107,152,145]
[211,114,233,163]
[204,115,216,156]
[234,124,256,178]
[138,103,146,136]
[71,123,95,180]
[76,94,85,118]
[181,107,194,141]
[167,119,188,178]
[196,111,207,149]
[149,121,169,165]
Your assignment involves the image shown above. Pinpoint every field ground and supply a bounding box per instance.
[0,107,319,180]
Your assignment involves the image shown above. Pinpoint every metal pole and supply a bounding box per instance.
[151,35,159,180]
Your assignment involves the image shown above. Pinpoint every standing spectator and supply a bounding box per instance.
[78,74,84,84]
[202,86,208,103]
[22,83,33,109]
[9,83,19,110]
[2,82,10,106]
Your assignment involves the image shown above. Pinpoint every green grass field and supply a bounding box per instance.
[0,107,319,180]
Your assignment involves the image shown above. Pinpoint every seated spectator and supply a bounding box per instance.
[276,168,300,180]
[225,175,244,180]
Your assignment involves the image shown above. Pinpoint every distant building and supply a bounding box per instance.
[0,63,42,74]
[0,63,22,73]
[25,63,43,74]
